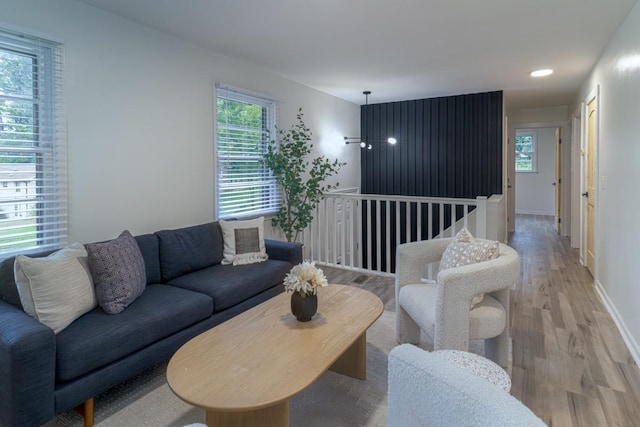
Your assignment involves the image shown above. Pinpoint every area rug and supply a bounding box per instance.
[46,311,482,427]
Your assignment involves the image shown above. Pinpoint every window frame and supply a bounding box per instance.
[0,27,66,258]
[515,130,538,173]
[215,85,279,220]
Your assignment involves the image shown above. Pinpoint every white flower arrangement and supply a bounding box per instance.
[283,261,328,297]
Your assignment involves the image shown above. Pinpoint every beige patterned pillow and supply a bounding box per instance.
[14,243,97,333]
[439,228,499,308]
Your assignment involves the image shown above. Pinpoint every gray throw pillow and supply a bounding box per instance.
[87,230,146,314]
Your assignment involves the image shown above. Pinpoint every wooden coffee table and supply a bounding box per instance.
[166,284,383,427]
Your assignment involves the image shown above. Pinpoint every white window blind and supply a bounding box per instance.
[0,28,67,257]
[216,85,280,219]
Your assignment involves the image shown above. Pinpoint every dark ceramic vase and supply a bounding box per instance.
[290,292,318,322]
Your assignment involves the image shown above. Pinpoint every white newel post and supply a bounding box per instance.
[475,196,488,239]
[485,194,506,243]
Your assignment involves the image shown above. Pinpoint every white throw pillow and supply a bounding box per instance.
[439,228,499,308]
[14,242,97,333]
[219,217,268,266]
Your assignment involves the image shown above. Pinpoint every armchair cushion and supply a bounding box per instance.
[398,284,506,341]
[468,296,506,338]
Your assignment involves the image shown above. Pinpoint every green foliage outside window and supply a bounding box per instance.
[216,97,268,216]
[0,49,37,246]
[0,50,37,163]
[515,134,534,171]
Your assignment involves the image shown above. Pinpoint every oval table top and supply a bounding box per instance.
[166,284,383,412]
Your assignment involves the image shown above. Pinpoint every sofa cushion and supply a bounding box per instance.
[167,259,291,312]
[87,231,146,315]
[134,234,161,285]
[156,223,223,282]
[14,243,97,334]
[55,284,213,382]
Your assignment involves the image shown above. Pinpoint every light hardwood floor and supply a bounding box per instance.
[323,214,640,426]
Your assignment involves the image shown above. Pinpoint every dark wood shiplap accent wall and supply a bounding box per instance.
[360,90,503,197]
[359,91,503,271]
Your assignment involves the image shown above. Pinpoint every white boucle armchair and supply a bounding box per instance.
[388,344,546,427]
[395,238,520,368]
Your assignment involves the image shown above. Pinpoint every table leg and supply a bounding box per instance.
[205,400,288,427]
[330,332,366,380]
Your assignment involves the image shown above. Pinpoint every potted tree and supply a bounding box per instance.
[263,109,345,243]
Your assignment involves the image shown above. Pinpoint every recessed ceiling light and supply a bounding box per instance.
[530,69,553,77]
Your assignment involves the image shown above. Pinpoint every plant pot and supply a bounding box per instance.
[290,292,318,322]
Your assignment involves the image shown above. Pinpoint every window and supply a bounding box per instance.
[215,85,279,219]
[0,28,66,256]
[515,131,537,172]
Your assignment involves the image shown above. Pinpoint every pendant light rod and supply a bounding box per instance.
[344,90,397,149]
[363,90,371,105]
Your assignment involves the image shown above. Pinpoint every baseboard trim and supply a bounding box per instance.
[594,279,640,366]
[515,210,554,216]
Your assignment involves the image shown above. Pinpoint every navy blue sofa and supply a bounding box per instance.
[0,221,302,427]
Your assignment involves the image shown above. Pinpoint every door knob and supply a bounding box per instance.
[552,182,556,186]
[582,191,589,197]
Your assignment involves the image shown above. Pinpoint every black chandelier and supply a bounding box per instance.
[344,91,397,150]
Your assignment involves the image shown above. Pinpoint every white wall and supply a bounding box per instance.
[508,105,569,124]
[575,1,640,363]
[515,128,556,215]
[1,0,361,243]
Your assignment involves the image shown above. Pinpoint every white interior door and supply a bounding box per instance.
[555,128,562,233]
[585,98,597,276]
[504,116,513,237]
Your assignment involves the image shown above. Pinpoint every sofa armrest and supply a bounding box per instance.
[265,239,303,265]
[0,300,56,427]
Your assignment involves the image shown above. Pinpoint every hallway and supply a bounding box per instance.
[324,214,640,425]
[510,214,640,426]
